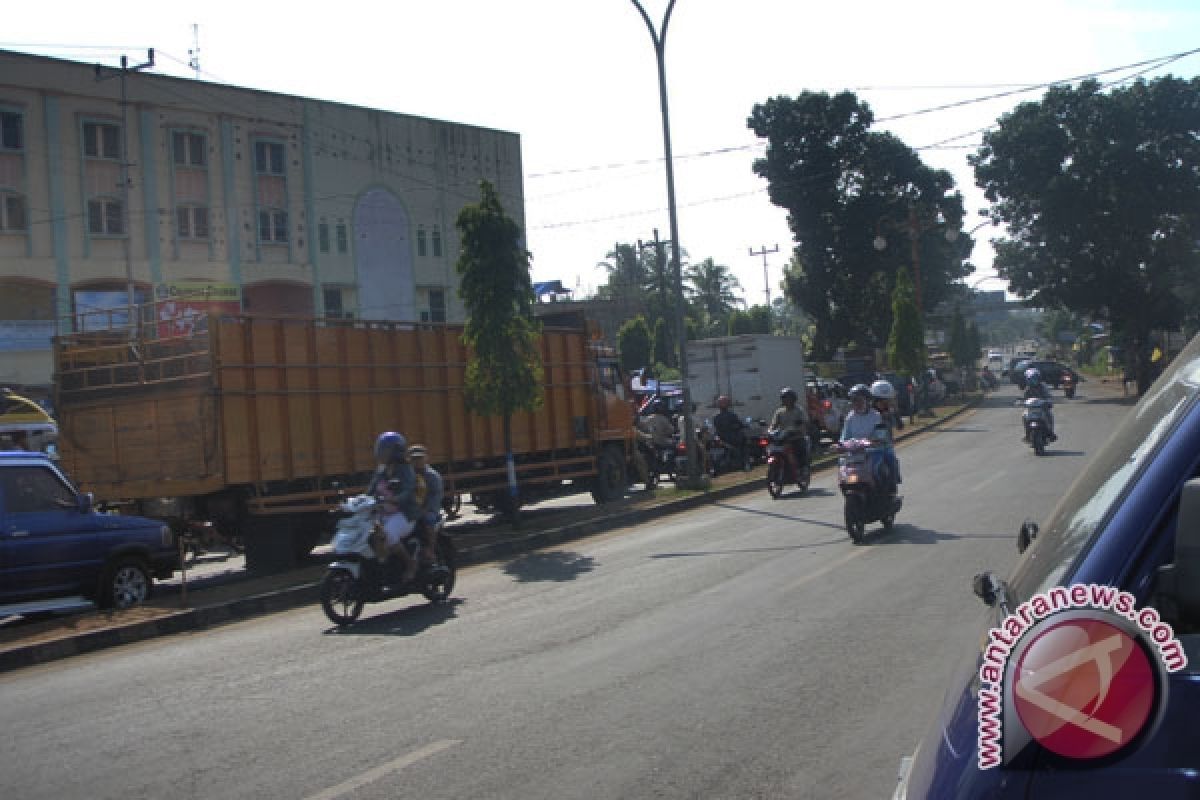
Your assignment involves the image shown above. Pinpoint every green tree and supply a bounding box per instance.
[617,316,653,372]
[684,257,743,335]
[887,268,924,376]
[748,92,973,359]
[728,306,771,335]
[455,180,543,514]
[652,316,674,368]
[946,307,974,367]
[967,322,982,365]
[971,76,1200,393]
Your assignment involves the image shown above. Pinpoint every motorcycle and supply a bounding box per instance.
[979,369,998,391]
[765,429,811,498]
[319,493,457,627]
[1022,397,1053,456]
[835,436,902,544]
[1061,372,1076,399]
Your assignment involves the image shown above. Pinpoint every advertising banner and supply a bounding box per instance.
[154,282,242,339]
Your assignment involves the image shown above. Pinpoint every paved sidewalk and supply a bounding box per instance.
[0,394,993,673]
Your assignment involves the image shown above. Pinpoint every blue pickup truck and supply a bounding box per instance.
[0,451,178,613]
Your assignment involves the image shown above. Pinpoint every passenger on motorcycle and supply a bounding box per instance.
[1022,368,1057,442]
[712,395,747,469]
[769,387,810,480]
[869,380,903,492]
[407,444,443,568]
[367,431,420,582]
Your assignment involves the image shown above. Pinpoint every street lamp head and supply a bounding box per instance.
[873,235,887,252]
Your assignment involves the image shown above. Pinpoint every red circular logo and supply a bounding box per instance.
[1013,617,1156,760]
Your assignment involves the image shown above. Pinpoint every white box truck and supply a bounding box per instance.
[686,334,807,425]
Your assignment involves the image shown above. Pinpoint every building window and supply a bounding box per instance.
[87,197,124,235]
[172,131,206,167]
[335,222,348,253]
[0,192,26,231]
[323,287,349,318]
[254,141,285,175]
[0,111,23,151]
[432,225,442,257]
[318,222,330,253]
[416,226,427,257]
[419,288,446,323]
[258,209,288,243]
[83,122,121,160]
[176,205,209,239]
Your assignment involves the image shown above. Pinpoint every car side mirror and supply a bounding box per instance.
[1154,478,1200,623]
[1017,520,1039,553]
[973,571,1001,607]
[78,491,94,514]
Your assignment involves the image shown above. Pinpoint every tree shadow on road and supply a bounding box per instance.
[503,550,596,583]
[650,539,846,558]
[324,597,463,637]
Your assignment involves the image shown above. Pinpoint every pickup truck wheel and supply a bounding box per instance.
[100,557,152,609]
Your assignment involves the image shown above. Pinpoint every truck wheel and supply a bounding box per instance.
[591,445,627,504]
[99,556,152,609]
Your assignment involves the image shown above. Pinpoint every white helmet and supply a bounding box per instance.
[870,380,896,400]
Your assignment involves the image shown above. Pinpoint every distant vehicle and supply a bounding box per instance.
[986,351,1005,366]
[807,378,848,440]
[1013,360,1079,389]
[0,452,178,614]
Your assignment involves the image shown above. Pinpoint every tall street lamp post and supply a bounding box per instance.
[631,0,705,487]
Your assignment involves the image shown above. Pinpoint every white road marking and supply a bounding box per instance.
[781,547,870,592]
[970,471,1006,493]
[304,739,461,800]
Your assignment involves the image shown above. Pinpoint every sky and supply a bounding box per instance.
[5,0,1198,306]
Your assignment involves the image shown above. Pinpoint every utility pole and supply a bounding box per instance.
[188,24,202,79]
[95,49,155,330]
[748,244,779,309]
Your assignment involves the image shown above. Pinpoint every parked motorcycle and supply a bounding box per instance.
[1061,372,1076,399]
[743,418,768,466]
[319,494,457,627]
[1021,398,1053,456]
[765,430,811,498]
[835,437,902,544]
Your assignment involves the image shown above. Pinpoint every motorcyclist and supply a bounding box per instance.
[768,387,810,482]
[366,431,419,582]
[712,395,747,470]
[637,396,676,449]
[869,380,902,493]
[841,384,883,441]
[1022,368,1057,442]
[407,443,444,568]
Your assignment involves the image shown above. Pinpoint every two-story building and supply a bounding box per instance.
[0,49,524,390]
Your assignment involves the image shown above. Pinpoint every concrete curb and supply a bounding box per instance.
[0,398,981,672]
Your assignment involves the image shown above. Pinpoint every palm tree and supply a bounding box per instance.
[684,258,744,322]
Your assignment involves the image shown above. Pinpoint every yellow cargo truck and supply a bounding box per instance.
[53,308,635,573]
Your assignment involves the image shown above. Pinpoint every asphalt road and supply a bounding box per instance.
[0,384,1131,799]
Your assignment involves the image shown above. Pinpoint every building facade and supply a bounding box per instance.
[0,49,524,388]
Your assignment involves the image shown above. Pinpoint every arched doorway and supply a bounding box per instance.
[354,188,414,322]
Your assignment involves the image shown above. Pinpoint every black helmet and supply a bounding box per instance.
[780,387,798,403]
[849,383,872,401]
